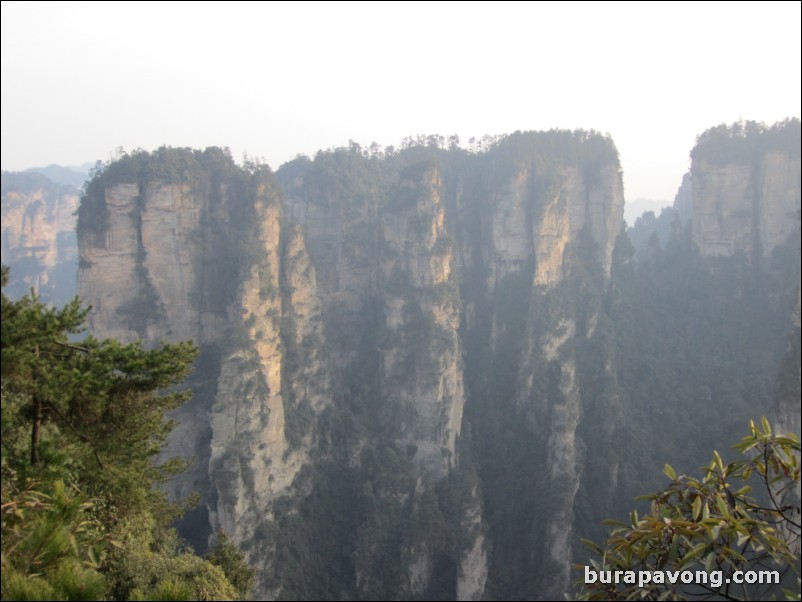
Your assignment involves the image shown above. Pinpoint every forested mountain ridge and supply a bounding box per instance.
[41,120,802,599]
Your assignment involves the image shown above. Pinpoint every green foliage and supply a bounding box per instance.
[120,550,236,601]
[206,531,255,600]
[481,128,620,190]
[130,578,193,601]
[1,279,197,499]
[1,266,252,599]
[691,118,801,166]
[577,419,801,601]
[607,219,798,498]
[1,480,107,601]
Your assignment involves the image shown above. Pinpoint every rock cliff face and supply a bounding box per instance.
[78,180,221,343]
[378,165,463,476]
[279,153,476,599]
[476,163,622,288]
[1,171,79,304]
[425,135,624,597]
[76,149,331,598]
[75,135,625,599]
[74,123,800,601]
[73,123,801,600]
[276,132,625,599]
[70,123,800,600]
[691,122,801,259]
[281,157,466,484]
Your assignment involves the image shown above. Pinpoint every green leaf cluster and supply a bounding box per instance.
[577,418,801,601]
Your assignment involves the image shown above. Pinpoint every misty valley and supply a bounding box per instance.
[2,120,800,600]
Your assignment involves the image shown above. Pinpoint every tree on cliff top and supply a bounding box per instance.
[576,418,800,601]
[691,118,801,166]
[1,265,252,600]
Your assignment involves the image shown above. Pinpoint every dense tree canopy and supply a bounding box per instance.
[1,266,253,600]
[691,118,801,165]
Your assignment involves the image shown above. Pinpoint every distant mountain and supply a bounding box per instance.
[623,197,670,226]
[24,163,90,189]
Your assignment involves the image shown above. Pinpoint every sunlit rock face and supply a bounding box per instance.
[78,181,216,343]
[487,162,624,287]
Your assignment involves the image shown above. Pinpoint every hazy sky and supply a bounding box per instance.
[2,1,800,204]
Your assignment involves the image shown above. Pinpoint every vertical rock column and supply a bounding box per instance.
[380,165,464,477]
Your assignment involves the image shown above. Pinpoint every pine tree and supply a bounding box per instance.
[1,266,252,600]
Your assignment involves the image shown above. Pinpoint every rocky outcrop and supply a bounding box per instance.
[480,163,623,289]
[78,180,229,343]
[1,171,79,304]
[207,211,332,598]
[673,171,694,224]
[76,150,332,599]
[689,122,801,434]
[379,165,463,477]
[691,125,801,259]
[77,135,624,600]
[453,135,624,598]
[208,194,323,545]
[283,154,475,599]
[537,164,622,286]
[456,485,487,601]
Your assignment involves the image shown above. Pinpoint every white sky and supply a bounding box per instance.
[2,1,800,203]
